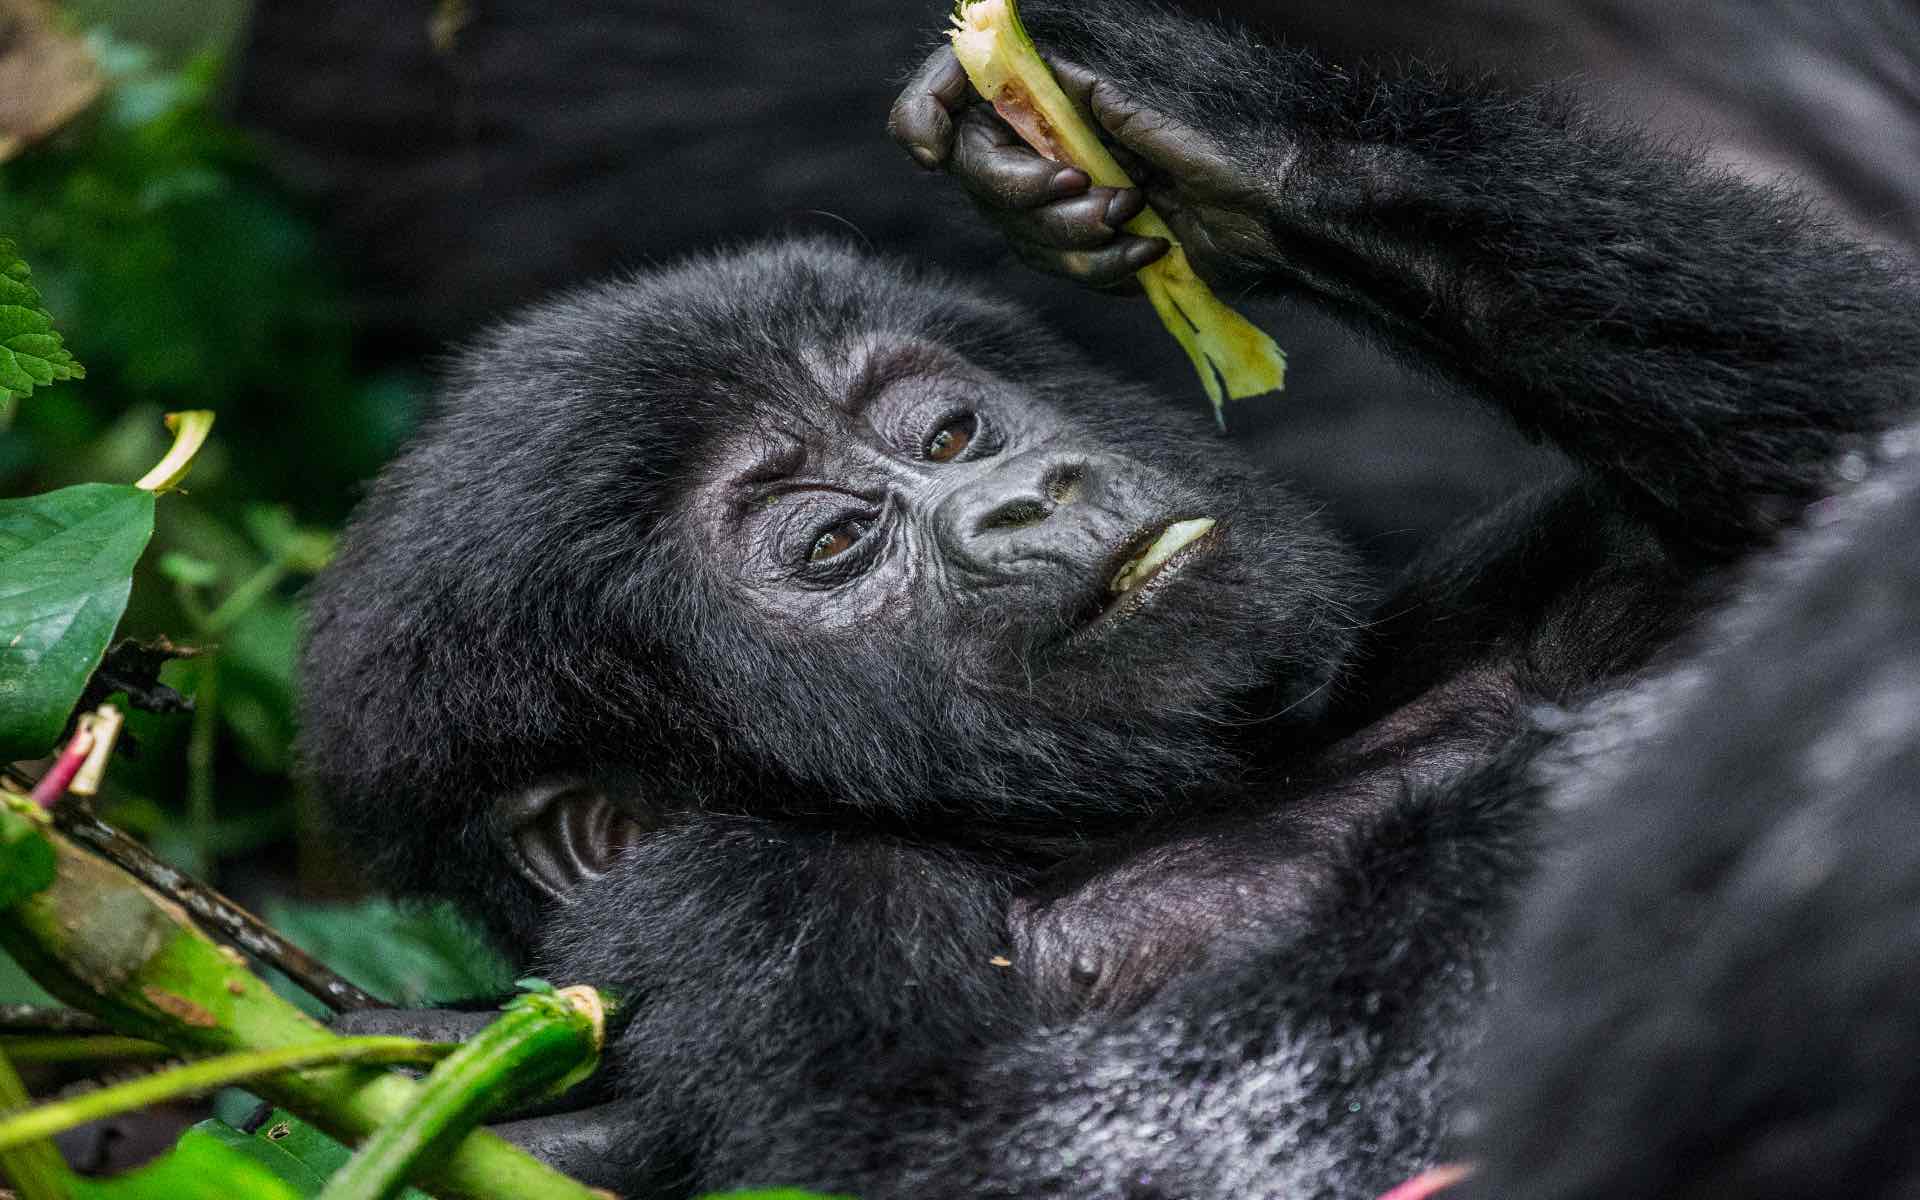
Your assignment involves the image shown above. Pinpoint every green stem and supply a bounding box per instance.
[0,1036,171,1064]
[0,1039,452,1152]
[318,989,603,1200]
[0,1047,72,1200]
[205,559,289,635]
[2,809,609,1200]
[181,554,286,878]
[172,578,213,632]
[185,652,219,880]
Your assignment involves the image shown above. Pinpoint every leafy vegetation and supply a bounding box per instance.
[0,11,622,1198]
[0,10,844,1198]
[1,20,417,884]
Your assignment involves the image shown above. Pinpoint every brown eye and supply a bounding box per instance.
[809,520,867,562]
[925,414,977,462]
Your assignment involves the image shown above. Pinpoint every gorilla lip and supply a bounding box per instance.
[1080,517,1220,632]
[1109,517,1217,595]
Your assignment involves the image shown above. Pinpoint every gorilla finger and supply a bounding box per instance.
[1016,235,1168,288]
[1086,79,1242,192]
[1017,187,1148,249]
[886,47,972,169]
[333,1007,497,1042]
[955,108,1089,209]
[489,1106,639,1192]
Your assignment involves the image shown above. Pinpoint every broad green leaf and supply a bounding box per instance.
[0,804,56,909]
[263,901,516,1011]
[191,1114,432,1200]
[0,484,155,759]
[69,1125,303,1200]
[0,947,57,1006]
[0,239,85,403]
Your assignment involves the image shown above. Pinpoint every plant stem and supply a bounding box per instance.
[0,1008,109,1037]
[205,559,289,636]
[182,552,288,881]
[184,653,219,880]
[50,806,386,1014]
[0,1039,452,1151]
[0,1036,171,1064]
[318,989,604,1200]
[2,815,609,1200]
[27,725,93,810]
[0,1048,71,1200]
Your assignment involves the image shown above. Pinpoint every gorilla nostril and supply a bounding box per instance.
[982,499,1051,531]
[1045,467,1084,506]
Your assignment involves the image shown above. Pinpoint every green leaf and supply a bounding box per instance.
[191,1114,433,1200]
[0,484,155,759]
[244,505,336,574]
[68,1124,304,1200]
[0,946,57,1006]
[0,240,85,403]
[262,901,516,1011]
[0,804,57,909]
[158,551,223,588]
[698,1192,855,1199]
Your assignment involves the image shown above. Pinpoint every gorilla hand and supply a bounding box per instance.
[887,45,1288,291]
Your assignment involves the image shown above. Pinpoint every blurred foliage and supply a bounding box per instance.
[1,7,438,1001]
[262,901,517,1018]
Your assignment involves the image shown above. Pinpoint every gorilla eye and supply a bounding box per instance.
[809,518,869,562]
[925,413,977,462]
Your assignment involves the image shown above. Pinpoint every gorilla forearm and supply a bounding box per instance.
[527,814,1032,1184]
[1021,1,1920,552]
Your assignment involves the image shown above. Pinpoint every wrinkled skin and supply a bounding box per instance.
[312,2,1920,1196]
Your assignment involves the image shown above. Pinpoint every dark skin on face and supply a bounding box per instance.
[704,339,1224,643]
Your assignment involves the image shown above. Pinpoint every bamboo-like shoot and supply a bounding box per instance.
[949,0,1285,425]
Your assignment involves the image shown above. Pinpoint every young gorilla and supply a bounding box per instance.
[300,1,1919,1195]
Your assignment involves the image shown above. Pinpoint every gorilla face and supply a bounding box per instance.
[643,246,1365,822]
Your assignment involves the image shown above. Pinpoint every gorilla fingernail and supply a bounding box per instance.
[1048,168,1090,198]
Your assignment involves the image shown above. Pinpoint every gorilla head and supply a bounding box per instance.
[299,239,1361,951]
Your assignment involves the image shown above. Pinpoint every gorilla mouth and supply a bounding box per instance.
[1075,517,1221,636]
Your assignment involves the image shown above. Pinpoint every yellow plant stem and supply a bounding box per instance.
[949,0,1285,424]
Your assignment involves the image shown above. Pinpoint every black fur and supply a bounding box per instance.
[301,2,1920,1196]
[1474,431,1920,1200]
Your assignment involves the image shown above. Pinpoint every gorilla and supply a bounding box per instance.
[298,1,1920,1196]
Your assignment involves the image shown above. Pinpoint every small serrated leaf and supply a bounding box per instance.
[0,240,86,402]
[8,333,66,359]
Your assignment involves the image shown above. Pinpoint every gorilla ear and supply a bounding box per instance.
[494,779,650,902]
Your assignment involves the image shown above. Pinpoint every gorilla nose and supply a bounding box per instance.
[977,465,1084,532]
[939,450,1094,568]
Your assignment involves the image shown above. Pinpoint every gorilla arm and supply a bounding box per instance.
[893,1,1920,560]
[343,803,1033,1193]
